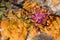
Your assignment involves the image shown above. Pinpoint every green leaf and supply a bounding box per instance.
[12,11,15,15]
[6,2,11,8]
[0,2,3,8]
[0,13,4,20]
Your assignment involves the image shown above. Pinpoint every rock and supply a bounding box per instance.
[33,32,55,40]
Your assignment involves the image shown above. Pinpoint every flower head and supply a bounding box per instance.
[31,8,50,25]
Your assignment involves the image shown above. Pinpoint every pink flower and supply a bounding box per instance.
[31,8,50,25]
[33,12,45,23]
